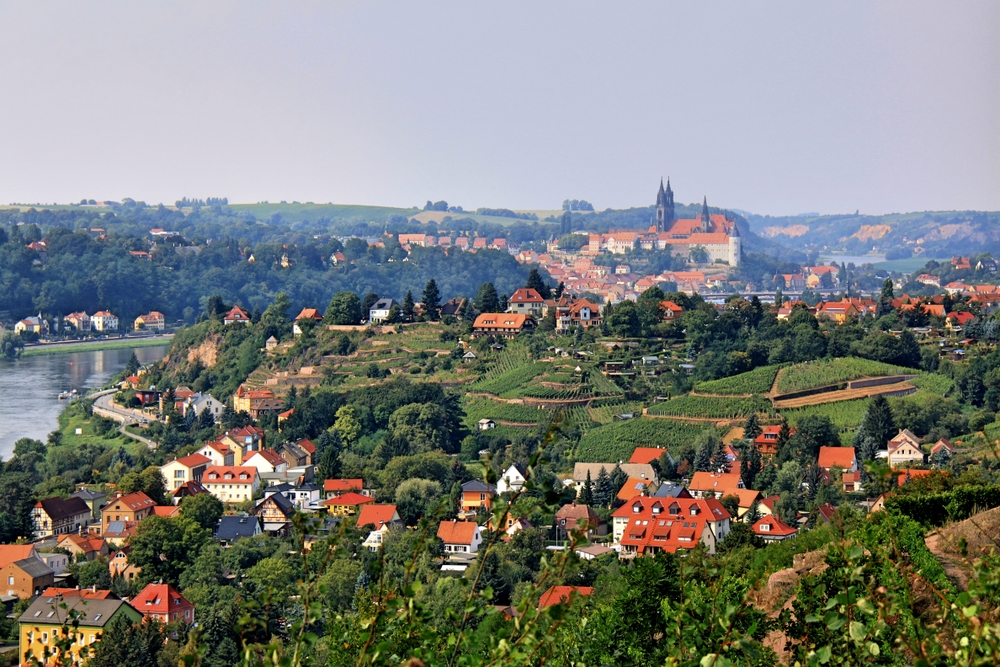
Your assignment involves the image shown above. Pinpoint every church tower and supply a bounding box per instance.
[700,196,711,233]
[655,178,675,233]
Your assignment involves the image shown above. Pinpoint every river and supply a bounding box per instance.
[0,345,168,459]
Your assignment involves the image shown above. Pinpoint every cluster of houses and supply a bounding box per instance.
[7,308,171,337]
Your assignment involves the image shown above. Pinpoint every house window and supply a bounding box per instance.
[175,471,184,478]
[42,632,48,643]
[7,576,13,585]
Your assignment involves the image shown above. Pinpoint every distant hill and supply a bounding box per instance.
[745,210,1000,259]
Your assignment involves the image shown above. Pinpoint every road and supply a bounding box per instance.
[91,390,159,449]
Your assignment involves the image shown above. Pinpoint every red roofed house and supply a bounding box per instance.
[159,453,212,491]
[132,582,195,625]
[617,478,654,501]
[358,504,402,551]
[754,425,794,457]
[41,586,114,600]
[817,446,858,475]
[687,472,745,499]
[223,305,252,326]
[293,308,323,336]
[437,519,483,554]
[660,301,684,320]
[897,469,934,487]
[323,492,374,516]
[196,440,234,467]
[100,492,156,533]
[220,424,266,464]
[507,288,546,317]
[323,479,365,499]
[242,448,289,474]
[752,515,797,543]
[202,466,260,504]
[611,496,731,556]
[472,313,536,339]
[538,585,594,609]
[56,534,108,561]
[887,429,925,468]
[629,447,669,465]
[133,311,165,331]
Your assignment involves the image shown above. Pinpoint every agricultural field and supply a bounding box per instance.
[775,357,915,394]
[646,395,775,419]
[909,373,954,396]
[693,365,782,396]
[462,397,549,426]
[588,401,645,424]
[780,398,869,431]
[576,418,720,463]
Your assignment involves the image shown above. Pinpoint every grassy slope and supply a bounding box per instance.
[229,202,417,222]
[21,337,170,357]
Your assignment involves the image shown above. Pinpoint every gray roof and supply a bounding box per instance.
[13,557,54,579]
[36,496,90,521]
[254,493,294,518]
[71,489,107,502]
[20,596,135,628]
[371,298,394,310]
[215,515,262,541]
[461,480,496,494]
[652,483,691,499]
[105,521,127,535]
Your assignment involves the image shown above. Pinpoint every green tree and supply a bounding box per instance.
[402,290,415,321]
[325,291,362,325]
[743,413,762,441]
[180,493,224,531]
[592,467,615,508]
[334,405,363,447]
[86,613,164,667]
[127,516,211,586]
[607,299,640,337]
[740,440,763,490]
[124,351,140,377]
[422,278,441,321]
[475,282,500,313]
[717,521,765,552]
[361,292,380,318]
[525,268,550,299]
[861,394,896,450]
[0,330,24,360]
[577,471,594,505]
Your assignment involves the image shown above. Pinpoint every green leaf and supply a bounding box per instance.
[824,611,845,631]
[849,621,866,642]
[867,641,881,656]
[805,614,821,623]
[856,598,876,616]
[816,646,832,664]
[848,545,864,560]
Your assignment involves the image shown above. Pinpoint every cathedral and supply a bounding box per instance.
[588,180,742,266]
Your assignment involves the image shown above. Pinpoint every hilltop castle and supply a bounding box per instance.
[587,180,742,267]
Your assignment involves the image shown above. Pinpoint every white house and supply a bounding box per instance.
[369,298,395,324]
[242,449,289,474]
[91,311,119,332]
[202,466,261,504]
[496,464,527,495]
[436,520,482,554]
[196,441,234,467]
[159,453,211,491]
[186,394,226,421]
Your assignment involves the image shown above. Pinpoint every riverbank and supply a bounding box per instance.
[20,336,173,357]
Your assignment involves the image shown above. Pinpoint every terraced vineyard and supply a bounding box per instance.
[588,401,645,424]
[694,365,783,396]
[781,398,869,430]
[646,395,775,419]
[577,418,720,463]
[775,357,914,394]
[467,345,547,396]
[462,397,548,426]
[910,373,954,396]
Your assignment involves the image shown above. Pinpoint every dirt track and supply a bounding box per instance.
[773,382,916,409]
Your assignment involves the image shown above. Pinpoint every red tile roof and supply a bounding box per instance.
[153,506,182,517]
[897,469,934,486]
[42,587,114,599]
[131,582,194,617]
[509,288,544,304]
[297,439,316,454]
[203,466,258,483]
[612,496,730,554]
[245,449,286,467]
[538,585,594,608]
[817,446,856,470]
[356,504,399,529]
[688,472,743,496]
[629,447,669,465]
[436,519,479,545]
[323,492,374,506]
[104,491,155,512]
[752,515,797,537]
[324,479,363,493]
[0,544,36,569]
[175,453,212,468]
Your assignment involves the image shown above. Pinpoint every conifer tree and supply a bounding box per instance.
[741,440,762,490]
[711,437,730,473]
[526,268,551,299]
[693,437,715,472]
[577,471,594,505]
[475,282,500,313]
[860,395,896,451]
[402,291,415,321]
[743,413,762,442]
[593,467,614,508]
[422,279,441,321]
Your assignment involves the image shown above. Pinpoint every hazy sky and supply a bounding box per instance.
[1,2,997,216]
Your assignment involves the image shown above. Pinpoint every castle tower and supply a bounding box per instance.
[728,219,742,267]
[655,178,675,233]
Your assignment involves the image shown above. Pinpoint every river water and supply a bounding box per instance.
[0,345,168,459]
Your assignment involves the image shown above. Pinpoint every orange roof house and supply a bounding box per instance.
[322,492,374,516]
[131,582,195,625]
[472,313,535,339]
[223,305,251,325]
[616,478,654,501]
[538,585,594,609]
[356,504,401,529]
[817,446,857,472]
[611,496,731,556]
[323,479,364,498]
[295,308,323,321]
[629,447,669,465]
[436,519,483,554]
[687,472,744,499]
[752,515,797,542]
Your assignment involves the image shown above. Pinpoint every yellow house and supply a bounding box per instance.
[19,595,142,666]
[321,492,374,516]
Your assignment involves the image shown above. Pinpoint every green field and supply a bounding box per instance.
[576,418,720,463]
[780,398,869,430]
[646,395,775,419]
[909,373,954,396]
[775,357,914,394]
[21,337,171,357]
[694,365,782,395]
[462,397,550,426]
